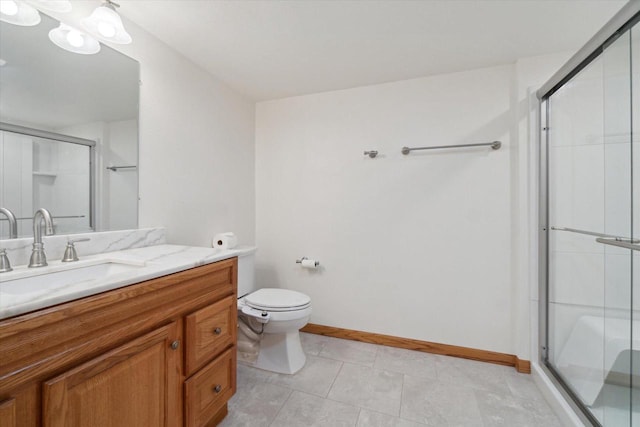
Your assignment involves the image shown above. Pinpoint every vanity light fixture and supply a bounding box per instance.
[27,0,71,13]
[0,0,40,26]
[48,23,100,55]
[82,0,131,45]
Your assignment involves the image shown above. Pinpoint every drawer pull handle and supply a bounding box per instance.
[213,384,222,393]
[170,340,180,350]
[214,327,222,335]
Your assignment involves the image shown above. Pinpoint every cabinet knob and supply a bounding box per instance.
[170,340,180,350]
[214,327,222,335]
[213,384,222,393]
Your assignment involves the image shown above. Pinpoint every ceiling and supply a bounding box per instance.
[118,0,626,101]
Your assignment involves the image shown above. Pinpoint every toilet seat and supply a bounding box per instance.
[245,288,311,312]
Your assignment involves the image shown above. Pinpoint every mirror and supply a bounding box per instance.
[0,12,139,238]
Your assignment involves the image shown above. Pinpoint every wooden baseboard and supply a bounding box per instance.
[515,358,531,374]
[301,323,531,374]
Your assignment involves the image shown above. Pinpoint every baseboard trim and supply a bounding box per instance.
[515,358,531,374]
[301,323,531,374]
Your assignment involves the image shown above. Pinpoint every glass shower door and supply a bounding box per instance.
[546,25,633,426]
[598,26,633,427]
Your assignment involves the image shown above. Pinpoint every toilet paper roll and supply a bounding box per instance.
[213,232,238,250]
[301,259,319,269]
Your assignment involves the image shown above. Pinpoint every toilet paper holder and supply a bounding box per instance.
[296,257,319,267]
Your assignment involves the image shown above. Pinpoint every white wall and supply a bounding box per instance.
[131,40,255,247]
[57,2,256,247]
[256,56,567,358]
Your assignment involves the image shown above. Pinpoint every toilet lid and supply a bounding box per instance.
[245,288,311,311]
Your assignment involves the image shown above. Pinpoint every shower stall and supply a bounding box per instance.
[539,3,640,426]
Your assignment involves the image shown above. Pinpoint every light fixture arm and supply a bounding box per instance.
[104,0,121,9]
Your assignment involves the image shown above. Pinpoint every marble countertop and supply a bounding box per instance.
[0,244,256,320]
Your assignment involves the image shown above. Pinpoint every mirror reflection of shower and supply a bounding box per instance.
[0,123,138,238]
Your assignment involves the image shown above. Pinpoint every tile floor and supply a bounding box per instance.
[219,333,563,427]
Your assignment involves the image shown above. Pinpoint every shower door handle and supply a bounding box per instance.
[596,237,640,251]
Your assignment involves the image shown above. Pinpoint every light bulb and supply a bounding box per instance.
[0,1,19,16]
[97,21,115,38]
[66,29,83,47]
[49,23,100,54]
[82,2,131,44]
[0,0,39,25]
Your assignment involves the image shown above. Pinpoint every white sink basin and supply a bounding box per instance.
[1,260,146,295]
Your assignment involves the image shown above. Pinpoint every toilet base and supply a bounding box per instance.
[254,331,306,374]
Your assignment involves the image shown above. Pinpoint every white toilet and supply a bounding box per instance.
[237,252,312,374]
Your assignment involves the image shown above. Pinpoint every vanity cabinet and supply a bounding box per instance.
[0,258,237,427]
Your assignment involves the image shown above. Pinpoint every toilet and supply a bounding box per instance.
[237,252,312,374]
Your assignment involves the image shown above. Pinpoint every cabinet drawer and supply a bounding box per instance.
[184,347,236,427]
[185,295,236,376]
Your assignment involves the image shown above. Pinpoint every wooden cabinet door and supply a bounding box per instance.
[0,399,16,427]
[42,323,181,427]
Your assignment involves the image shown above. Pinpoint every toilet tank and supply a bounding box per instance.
[237,251,256,298]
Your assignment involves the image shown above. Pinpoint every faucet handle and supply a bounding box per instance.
[61,238,90,262]
[0,248,12,273]
[69,238,91,245]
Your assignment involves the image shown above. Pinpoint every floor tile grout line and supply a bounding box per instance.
[313,352,376,368]
[321,394,402,420]
[267,385,295,427]
[321,361,405,418]
[399,370,406,419]
[324,359,345,398]
[405,371,512,396]
[358,404,431,427]
[354,408,362,427]
[272,389,364,426]
[338,358,417,380]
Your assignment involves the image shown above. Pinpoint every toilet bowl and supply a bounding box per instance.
[238,288,312,374]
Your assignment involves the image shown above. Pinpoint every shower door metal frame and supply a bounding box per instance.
[537,2,640,425]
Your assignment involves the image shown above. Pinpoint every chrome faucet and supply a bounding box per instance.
[28,208,55,268]
[0,207,18,239]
